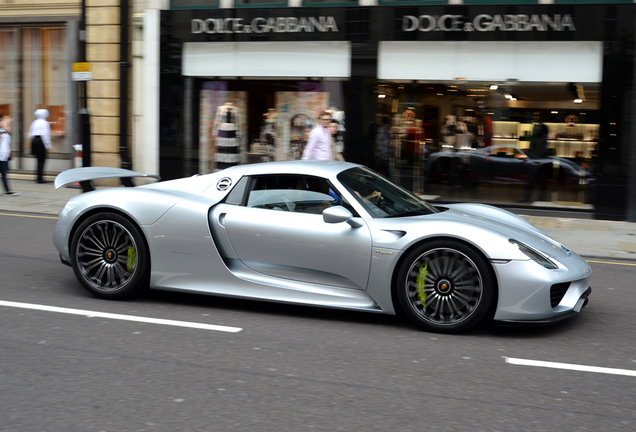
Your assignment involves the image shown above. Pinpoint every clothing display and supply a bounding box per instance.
[260,108,278,148]
[327,107,345,154]
[213,102,242,170]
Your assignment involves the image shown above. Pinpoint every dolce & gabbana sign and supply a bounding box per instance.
[191,16,339,34]
[403,14,576,32]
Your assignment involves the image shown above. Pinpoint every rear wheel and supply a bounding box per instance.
[71,212,149,299]
[396,240,494,333]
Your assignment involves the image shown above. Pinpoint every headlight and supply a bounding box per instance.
[509,239,558,269]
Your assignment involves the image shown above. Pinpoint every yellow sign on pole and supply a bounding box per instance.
[72,62,91,73]
[72,62,92,81]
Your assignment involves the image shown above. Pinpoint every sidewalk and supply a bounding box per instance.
[2,174,636,262]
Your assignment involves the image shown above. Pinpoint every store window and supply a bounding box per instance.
[22,27,68,154]
[0,30,19,139]
[303,0,358,4]
[0,26,69,159]
[198,79,347,173]
[235,0,288,6]
[373,80,600,207]
[170,0,220,8]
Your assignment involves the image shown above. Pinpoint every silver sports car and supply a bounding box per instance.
[53,161,591,333]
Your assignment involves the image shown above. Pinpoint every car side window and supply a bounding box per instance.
[245,175,340,214]
[223,176,250,205]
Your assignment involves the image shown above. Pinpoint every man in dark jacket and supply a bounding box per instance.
[520,111,550,203]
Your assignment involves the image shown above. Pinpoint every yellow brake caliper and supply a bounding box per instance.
[126,243,137,273]
[416,262,428,306]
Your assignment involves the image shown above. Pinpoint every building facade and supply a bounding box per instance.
[0,0,80,174]
[3,0,635,221]
[143,0,636,221]
[0,0,137,174]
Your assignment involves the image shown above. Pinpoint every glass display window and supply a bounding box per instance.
[0,26,69,160]
[197,79,346,171]
[0,29,19,141]
[22,27,68,154]
[374,80,600,207]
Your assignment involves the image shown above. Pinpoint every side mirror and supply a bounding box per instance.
[322,206,363,228]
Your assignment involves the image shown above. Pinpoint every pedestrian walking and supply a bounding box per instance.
[302,111,332,161]
[0,115,20,196]
[29,108,51,183]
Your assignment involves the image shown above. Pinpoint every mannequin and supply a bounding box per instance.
[213,102,242,170]
[261,108,278,148]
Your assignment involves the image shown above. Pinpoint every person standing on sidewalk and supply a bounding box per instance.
[0,115,20,196]
[520,111,550,203]
[29,108,51,183]
[329,119,345,162]
[302,111,332,161]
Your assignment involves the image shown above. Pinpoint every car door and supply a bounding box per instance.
[221,174,373,290]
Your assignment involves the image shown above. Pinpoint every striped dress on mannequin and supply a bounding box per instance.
[214,103,242,171]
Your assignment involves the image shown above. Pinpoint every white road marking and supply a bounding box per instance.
[0,300,242,333]
[505,357,636,377]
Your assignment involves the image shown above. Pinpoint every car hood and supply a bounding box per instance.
[369,203,573,262]
[442,203,570,257]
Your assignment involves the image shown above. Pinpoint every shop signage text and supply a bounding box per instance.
[191,17,339,34]
[402,14,576,32]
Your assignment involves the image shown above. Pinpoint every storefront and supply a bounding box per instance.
[0,20,77,174]
[157,4,636,220]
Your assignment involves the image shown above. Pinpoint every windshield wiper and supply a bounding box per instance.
[385,209,430,218]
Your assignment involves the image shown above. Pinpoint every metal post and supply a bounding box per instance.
[79,0,91,167]
[119,0,133,181]
[80,108,91,168]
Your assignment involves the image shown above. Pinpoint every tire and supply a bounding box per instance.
[70,212,149,299]
[396,240,494,334]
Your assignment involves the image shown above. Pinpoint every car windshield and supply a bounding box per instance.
[337,167,439,218]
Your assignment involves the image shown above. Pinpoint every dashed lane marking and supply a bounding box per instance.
[586,259,636,267]
[505,357,636,377]
[0,300,242,333]
[0,212,58,220]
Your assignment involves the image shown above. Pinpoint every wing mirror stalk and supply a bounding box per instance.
[323,206,363,228]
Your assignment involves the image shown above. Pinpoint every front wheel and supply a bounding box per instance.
[396,240,495,333]
[70,212,149,299]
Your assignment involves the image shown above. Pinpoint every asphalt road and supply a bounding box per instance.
[1,212,635,432]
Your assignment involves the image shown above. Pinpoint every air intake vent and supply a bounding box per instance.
[550,282,571,308]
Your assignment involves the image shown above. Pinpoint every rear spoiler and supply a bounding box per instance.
[55,167,160,192]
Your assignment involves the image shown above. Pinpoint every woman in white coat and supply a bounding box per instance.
[29,108,51,183]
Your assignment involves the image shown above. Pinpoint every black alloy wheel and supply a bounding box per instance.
[71,212,149,299]
[396,239,494,333]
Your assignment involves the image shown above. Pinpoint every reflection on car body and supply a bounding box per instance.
[424,144,592,187]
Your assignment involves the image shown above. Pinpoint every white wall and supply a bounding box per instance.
[379,41,603,83]
[183,41,351,78]
[133,8,160,176]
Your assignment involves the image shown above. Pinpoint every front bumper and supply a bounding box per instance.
[491,256,592,322]
[496,286,591,325]
[59,253,72,267]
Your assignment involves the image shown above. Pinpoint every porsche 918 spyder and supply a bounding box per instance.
[53,161,591,333]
